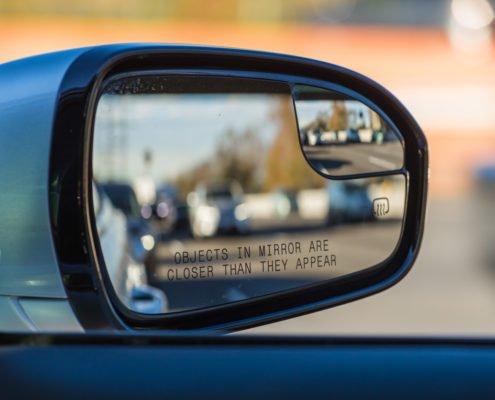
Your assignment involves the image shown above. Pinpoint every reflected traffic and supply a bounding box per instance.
[294,85,404,176]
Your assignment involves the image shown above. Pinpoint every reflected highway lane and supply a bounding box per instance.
[304,142,403,175]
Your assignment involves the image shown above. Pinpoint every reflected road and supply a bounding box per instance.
[304,142,403,175]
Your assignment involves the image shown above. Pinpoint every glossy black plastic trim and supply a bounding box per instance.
[49,44,428,331]
[3,332,495,348]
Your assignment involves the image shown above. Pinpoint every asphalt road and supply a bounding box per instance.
[304,141,403,175]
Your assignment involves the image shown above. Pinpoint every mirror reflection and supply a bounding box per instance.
[92,75,406,314]
[294,85,404,176]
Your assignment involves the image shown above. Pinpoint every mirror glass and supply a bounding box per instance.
[294,85,404,176]
[92,75,406,314]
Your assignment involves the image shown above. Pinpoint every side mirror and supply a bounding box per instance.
[42,45,427,331]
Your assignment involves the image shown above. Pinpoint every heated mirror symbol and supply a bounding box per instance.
[373,197,390,217]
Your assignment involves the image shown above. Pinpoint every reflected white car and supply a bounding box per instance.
[187,182,250,238]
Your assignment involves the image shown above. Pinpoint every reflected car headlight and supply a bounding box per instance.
[156,201,170,218]
[140,234,155,251]
[140,205,153,219]
[234,203,248,221]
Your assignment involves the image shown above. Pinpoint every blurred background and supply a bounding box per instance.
[3,0,495,334]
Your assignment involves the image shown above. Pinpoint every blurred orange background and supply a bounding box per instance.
[2,12,495,196]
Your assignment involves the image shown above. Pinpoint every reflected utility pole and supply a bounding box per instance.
[106,97,129,182]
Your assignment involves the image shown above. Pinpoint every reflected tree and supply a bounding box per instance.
[265,98,324,191]
[327,100,348,131]
[215,128,264,192]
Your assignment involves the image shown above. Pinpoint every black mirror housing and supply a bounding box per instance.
[46,44,428,331]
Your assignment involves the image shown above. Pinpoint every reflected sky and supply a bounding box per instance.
[94,94,287,183]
